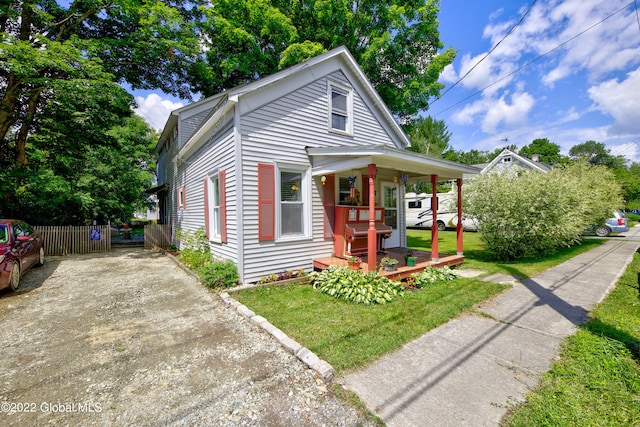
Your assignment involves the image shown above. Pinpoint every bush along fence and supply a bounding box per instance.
[36,225,111,256]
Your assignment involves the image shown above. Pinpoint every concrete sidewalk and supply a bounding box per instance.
[340,226,640,426]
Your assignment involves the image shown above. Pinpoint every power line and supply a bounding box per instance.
[435,0,538,102]
[433,1,636,117]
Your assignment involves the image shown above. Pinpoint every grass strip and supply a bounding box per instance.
[503,253,640,426]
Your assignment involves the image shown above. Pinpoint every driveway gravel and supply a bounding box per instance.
[0,248,372,426]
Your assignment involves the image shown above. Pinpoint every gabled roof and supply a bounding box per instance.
[158,46,411,159]
[481,149,551,174]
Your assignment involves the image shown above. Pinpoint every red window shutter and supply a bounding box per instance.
[323,174,335,238]
[219,170,227,243]
[258,163,275,241]
[203,178,209,239]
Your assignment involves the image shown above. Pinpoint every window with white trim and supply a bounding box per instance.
[328,81,353,134]
[276,164,310,239]
[178,185,186,209]
[207,174,221,240]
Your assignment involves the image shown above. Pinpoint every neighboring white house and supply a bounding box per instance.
[479,149,551,174]
[154,46,479,283]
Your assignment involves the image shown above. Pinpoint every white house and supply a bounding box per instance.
[154,46,479,283]
[479,149,551,174]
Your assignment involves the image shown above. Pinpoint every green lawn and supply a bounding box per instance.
[407,229,605,278]
[236,277,506,374]
[503,253,640,426]
[235,231,607,375]
[233,230,637,424]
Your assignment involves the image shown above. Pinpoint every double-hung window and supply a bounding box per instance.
[208,174,221,240]
[205,170,226,242]
[328,81,353,135]
[276,164,310,239]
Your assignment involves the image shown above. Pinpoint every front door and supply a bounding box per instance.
[381,182,400,248]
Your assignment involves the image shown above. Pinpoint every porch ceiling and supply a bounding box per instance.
[306,145,481,181]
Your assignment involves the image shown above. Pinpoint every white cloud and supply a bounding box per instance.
[482,91,535,133]
[134,93,184,131]
[588,67,640,134]
[609,142,639,161]
[439,63,458,83]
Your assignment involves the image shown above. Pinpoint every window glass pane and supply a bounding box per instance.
[281,203,303,234]
[213,177,219,205]
[0,225,8,244]
[332,90,347,111]
[332,113,346,131]
[281,172,302,202]
[339,177,351,204]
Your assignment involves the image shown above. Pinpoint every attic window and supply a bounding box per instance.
[328,81,353,135]
[502,156,512,163]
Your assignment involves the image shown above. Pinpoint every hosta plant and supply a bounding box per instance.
[310,266,404,305]
[410,266,459,289]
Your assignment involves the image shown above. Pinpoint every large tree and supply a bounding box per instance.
[0,0,201,166]
[193,0,456,122]
[404,116,451,157]
[518,138,567,166]
[569,140,626,170]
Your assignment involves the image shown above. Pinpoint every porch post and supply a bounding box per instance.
[456,178,463,256]
[367,163,377,272]
[431,174,439,263]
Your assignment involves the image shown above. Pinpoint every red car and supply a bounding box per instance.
[0,219,45,291]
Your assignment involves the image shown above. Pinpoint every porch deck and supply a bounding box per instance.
[313,248,464,281]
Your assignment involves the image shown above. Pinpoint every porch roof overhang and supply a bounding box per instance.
[306,145,481,181]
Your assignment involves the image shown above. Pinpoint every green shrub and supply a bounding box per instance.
[411,266,458,288]
[310,266,404,305]
[626,213,639,224]
[176,228,211,269]
[199,259,239,289]
[466,161,623,261]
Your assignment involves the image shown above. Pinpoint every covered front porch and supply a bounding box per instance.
[313,247,465,280]
[307,144,480,275]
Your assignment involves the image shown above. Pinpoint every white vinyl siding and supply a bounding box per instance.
[238,71,396,282]
[174,123,237,263]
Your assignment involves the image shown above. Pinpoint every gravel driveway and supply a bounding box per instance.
[0,248,372,426]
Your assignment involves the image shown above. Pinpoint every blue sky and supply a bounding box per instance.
[133,0,640,162]
[435,0,640,161]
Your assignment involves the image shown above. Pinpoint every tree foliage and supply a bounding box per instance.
[0,0,201,165]
[569,140,626,169]
[0,112,157,225]
[404,116,451,157]
[193,0,456,122]
[518,138,567,166]
[465,161,623,261]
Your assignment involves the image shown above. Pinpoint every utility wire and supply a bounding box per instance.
[433,1,636,117]
[635,0,640,32]
[435,0,538,102]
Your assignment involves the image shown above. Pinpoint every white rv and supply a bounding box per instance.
[405,192,455,229]
[405,191,479,231]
